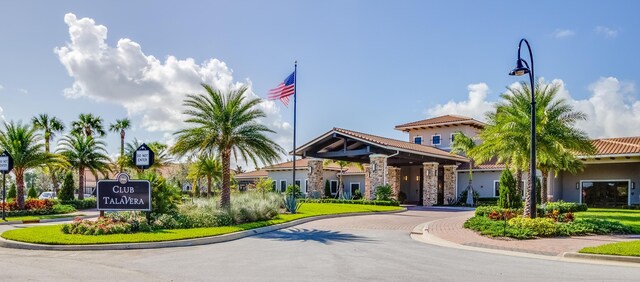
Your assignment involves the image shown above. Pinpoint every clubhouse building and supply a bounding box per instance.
[236,115,640,207]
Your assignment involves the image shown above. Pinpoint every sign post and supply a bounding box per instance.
[97,173,151,212]
[0,150,14,221]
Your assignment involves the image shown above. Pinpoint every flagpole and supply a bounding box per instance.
[292,61,297,194]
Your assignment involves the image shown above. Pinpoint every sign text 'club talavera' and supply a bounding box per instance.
[97,173,151,211]
[134,143,155,170]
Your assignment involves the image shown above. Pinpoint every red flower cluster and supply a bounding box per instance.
[488,210,518,221]
[0,199,54,211]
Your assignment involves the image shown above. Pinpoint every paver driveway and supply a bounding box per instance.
[1,207,639,281]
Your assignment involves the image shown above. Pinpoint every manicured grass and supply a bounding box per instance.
[580,240,640,257]
[1,203,402,245]
[575,208,640,233]
[4,214,81,222]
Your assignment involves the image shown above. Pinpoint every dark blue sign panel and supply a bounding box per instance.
[97,173,151,211]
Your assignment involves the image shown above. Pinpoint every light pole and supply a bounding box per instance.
[509,38,537,218]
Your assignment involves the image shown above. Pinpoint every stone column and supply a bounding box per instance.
[443,165,457,205]
[363,164,371,199]
[422,162,438,206]
[307,158,324,198]
[386,166,401,200]
[367,154,387,200]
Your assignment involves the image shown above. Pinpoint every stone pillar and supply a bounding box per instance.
[363,164,371,199]
[422,162,438,206]
[387,166,401,200]
[366,154,387,200]
[443,165,457,205]
[307,158,324,198]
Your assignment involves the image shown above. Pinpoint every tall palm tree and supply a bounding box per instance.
[323,160,363,198]
[72,113,105,138]
[109,118,131,172]
[450,131,476,205]
[32,114,66,193]
[57,133,111,200]
[171,83,284,209]
[188,154,222,197]
[0,122,64,209]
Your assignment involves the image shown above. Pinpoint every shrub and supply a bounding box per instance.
[285,184,303,198]
[63,217,132,235]
[27,186,38,199]
[464,215,535,239]
[457,189,479,205]
[52,204,76,214]
[283,195,302,214]
[324,180,331,197]
[375,185,393,201]
[139,171,181,215]
[497,168,521,209]
[353,189,362,200]
[398,191,407,203]
[488,209,518,221]
[59,171,75,201]
[298,198,399,206]
[476,197,498,206]
[539,200,587,213]
[7,183,16,199]
[508,217,558,237]
[255,177,274,196]
[61,198,97,210]
[227,192,281,224]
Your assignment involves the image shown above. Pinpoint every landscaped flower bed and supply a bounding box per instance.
[0,199,77,217]
[465,203,633,239]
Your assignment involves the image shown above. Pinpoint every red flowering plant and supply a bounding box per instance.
[61,217,133,235]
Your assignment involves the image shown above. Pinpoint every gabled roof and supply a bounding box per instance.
[588,137,640,156]
[295,127,469,163]
[394,115,485,131]
[235,169,268,179]
[263,158,365,173]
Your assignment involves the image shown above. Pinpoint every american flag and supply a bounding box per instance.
[268,71,295,106]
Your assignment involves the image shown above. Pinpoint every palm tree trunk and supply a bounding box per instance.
[15,169,25,210]
[541,169,549,204]
[220,149,231,209]
[515,169,523,198]
[207,175,212,197]
[120,130,125,172]
[78,167,85,200]
[524,175,533,218]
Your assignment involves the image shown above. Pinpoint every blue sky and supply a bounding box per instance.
[0,1,638,167]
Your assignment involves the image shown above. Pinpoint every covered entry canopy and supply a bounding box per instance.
[294,127,468,165]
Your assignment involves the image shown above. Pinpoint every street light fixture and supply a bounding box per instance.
[509,38,537,218]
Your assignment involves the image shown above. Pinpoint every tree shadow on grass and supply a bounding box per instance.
[255,228,374,244]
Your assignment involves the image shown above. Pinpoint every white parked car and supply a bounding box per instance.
[38,192,57,200]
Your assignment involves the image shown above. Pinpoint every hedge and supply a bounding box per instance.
[298,198,400,206]
[60,198,97,210]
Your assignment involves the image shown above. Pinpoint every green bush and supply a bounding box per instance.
[539,200,587,213]
[283,195,302,214]
[508,217,557,236]
[52,204,77,214]
[497,169,521,209]
[7,183,16,199]
[27,186,38,199]
[374,184,393,201]
[61,198,97,210]
[463,215,535,239]
[285,184,303,198]
[457,189,479,205]
[324,180,331,197]
[298,198,399,206]
[477,197,499,206]
[59,171,75,201]
[227,192,281,224]
[140,171,181,215]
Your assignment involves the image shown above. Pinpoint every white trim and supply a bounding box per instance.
[493,180,500,197]
[579,179,631,206]
[577,153,640,159]
[330,180,339,195]
[349,182,361,194]
[431,134,441,146]
[413,135,423,145]
[279,179,287,193]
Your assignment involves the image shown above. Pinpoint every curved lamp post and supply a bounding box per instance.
[509,38,536,218]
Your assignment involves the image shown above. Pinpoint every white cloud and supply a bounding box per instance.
[18,88,28,94]
[426,83,495,122]
[595,26,618,38]
[425,78,640,139]
[0,85,4,91]
[55,13,292,167]
[552,29,575,39]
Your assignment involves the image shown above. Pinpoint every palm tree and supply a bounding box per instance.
[57,133,111,200]
[72,113,105,138]
[32,114,66,193]
[323,160,363,198]
[450,131,476,205]
[0,122,64,209]
[171,83,284,209]
[109,118,131,172]
[188,154,222,197]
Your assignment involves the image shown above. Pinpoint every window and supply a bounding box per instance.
[280,180,287,193]
[414,136,422,144]
[271,181,276,191]
[450,133,457,143]
[431,135,441,145]
[581,180,629,207]
[350,183,361,196]
[330,180,338,195]
[494,180,500,197]
[304,179,309,193]
[295,179,301,190]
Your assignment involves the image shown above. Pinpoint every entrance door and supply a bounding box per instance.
[418,168,424,206]
[437,167,444,205]
[581,181,629,207]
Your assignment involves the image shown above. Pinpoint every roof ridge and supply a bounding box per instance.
[334,127,462,156]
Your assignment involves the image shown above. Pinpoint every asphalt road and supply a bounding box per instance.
[1,208,640,281]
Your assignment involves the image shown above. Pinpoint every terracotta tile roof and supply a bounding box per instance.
[235,169,268,179]
[589,137,640,156]
[457,158,505,170]
[263,158,365,173]
[394,115,485,131]
[332,128,468,162]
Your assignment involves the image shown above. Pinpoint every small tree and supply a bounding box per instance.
[324,180,331,198]
[7,183,17,199]
[497,168,521,209]
[59,171,75,201]
[140,171,181,215]
[27,186,38,199]
[255,177,274,197]
[375,184,393,201]
[285,184,303,198]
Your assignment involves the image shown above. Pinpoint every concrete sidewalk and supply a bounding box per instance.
[423,211,640,257]
[1,209,100,225]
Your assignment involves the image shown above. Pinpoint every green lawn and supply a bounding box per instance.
[576,208,640,257]
[1,203,402,245]
[575,208,640,233]
[3,214,81,222]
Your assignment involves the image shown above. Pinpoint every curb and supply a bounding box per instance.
[0,214,96,225]
[0,208,406,251]
[563,252,640,264]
